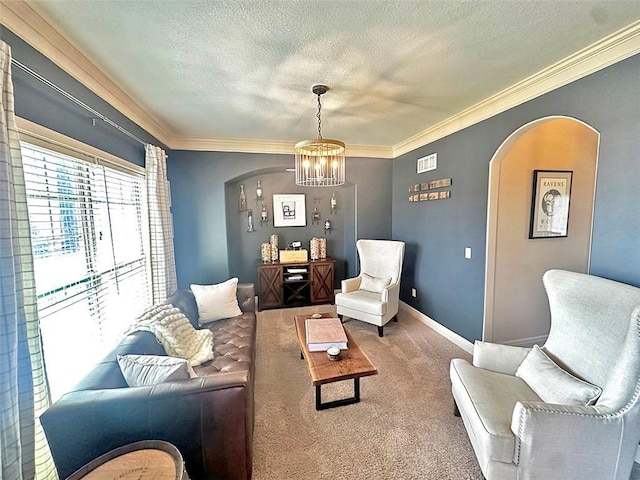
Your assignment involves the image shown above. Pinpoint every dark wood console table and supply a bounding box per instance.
[257,258,334,311]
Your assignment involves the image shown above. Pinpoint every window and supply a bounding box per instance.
[21,139,151,400]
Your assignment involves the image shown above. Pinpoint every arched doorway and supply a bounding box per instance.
[483,117,599,344]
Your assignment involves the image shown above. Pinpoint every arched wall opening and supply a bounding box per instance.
[224,166,358,287]
[483,116,600,344]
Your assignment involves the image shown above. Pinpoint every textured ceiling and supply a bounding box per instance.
[27,1,640,149]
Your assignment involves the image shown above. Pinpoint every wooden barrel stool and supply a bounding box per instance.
[66,440,188,480]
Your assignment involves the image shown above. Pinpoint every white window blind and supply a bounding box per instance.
[21,141,151,400]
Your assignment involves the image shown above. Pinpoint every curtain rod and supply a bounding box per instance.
[11,58,147,147]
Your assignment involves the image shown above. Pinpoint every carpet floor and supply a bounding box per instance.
[252,305,485,480]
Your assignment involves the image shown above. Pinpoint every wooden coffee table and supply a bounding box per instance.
[294,313,378,410]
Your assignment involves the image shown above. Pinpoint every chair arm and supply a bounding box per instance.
[41,372,252,479]
[510,401,623,477]
[382,282,400,314]
[342,276,361,293]
[472,341,530,375]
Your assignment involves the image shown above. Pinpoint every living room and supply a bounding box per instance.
[2,1,640,479]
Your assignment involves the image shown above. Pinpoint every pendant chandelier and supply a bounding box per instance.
[295,85,345,187]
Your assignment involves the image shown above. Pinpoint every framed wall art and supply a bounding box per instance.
[273,194,307,227]
[529,170,573,239]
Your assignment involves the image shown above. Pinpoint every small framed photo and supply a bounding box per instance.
[529,170,573,239]
[273,194,306,227]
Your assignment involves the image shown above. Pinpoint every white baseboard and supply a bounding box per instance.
[399,301,474,354]
[501,335,548,348]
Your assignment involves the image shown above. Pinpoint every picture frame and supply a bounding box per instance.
[273,194,307,227]
[529,170,573,239]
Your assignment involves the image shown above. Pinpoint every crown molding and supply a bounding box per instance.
[393,20,640,158]
[1,0,173,146]
[169,136,394,158]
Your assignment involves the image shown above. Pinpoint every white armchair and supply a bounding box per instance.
[450,269,640,480]
[335,239,405,337]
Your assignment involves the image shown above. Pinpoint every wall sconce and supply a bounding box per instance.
[330,192,337,214]
[239,184,247,212]
[247,209,256,233]
[260,203,269,225]
[324,218,332,234]
[312,207,321,225]
[256,180,263,202]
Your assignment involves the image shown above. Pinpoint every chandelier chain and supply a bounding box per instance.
[317,92,322,139]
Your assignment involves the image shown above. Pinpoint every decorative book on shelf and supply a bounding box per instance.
[286,268,307,274]
[285,274,304,281]
[305,317,348,352]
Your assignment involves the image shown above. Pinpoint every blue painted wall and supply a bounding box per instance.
[167,151,393,289]
[392,53,640,341]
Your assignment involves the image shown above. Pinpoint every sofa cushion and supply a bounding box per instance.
[166,289,200,327]
[191,278,242,324]
[359,273,391,293]
[515,345,602,406]
[117,354,191,387]
[194,313,255,376]
[450,358,541,469]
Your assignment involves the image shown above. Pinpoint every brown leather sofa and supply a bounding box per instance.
[41,283,256,480]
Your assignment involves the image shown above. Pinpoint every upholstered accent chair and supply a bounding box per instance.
[335,239,405,337]
[450,269,640,480]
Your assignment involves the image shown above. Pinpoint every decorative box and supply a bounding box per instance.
[279,249,308,263]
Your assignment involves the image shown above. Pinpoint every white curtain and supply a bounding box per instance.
[0,42,57,480]
[145,144,177,302]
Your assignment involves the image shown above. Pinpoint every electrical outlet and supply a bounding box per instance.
[411,288,417,298]
[465,247,472,259]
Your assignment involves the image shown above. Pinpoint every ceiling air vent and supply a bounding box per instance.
[417,153,437,173]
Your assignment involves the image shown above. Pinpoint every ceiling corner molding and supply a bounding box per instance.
[393,20,640,158]
[169,137,294,155]
[345,144,393,159]
[1,0,173,146]
[170,136,393,158]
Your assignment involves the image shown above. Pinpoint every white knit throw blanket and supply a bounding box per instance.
[129,304,214,367]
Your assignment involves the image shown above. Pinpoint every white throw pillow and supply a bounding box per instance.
[359,273,392,294]
[515,345,602,406]
[191,278,242,324]
[117,354,190,387]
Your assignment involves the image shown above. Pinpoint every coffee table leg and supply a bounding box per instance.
[315,385,322,410]
[354,377,360,403]
[315,378,362,411]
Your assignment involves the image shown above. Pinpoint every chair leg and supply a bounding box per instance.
[377,326,384,337]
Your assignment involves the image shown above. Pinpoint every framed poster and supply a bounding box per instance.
[529,170,573,239]
[273,194,306,227]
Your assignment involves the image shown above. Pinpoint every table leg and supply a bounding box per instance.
[315,378,361,410]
